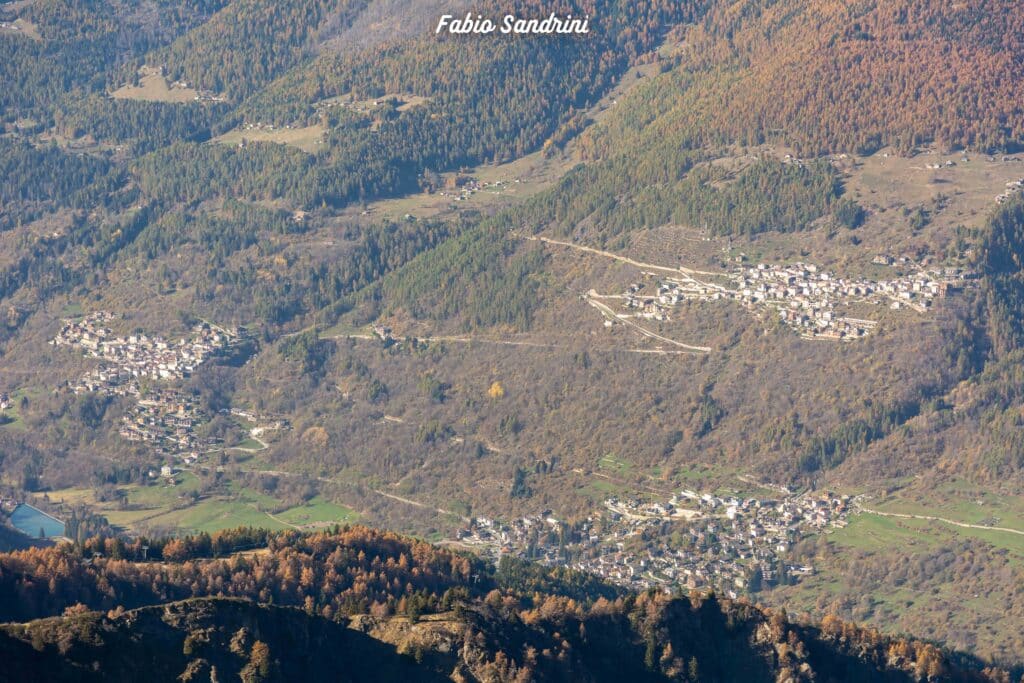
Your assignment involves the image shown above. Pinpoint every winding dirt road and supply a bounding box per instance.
[858,506,1024,537]
[330,332,700,356]
[586,291,712,353]
[519,234,722,277]
[251,468,470,524]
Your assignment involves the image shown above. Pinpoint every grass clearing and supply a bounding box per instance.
[60,302,83,318]
[315,92,430,114]
[104,507,177,527]
[873,481,1024,530]
[863,480,1024,557]
[320,321,373,339]
[48,476,359,535]
[830,513,944,552]
[49,474,251,532]
[579,478,632,503]
[0,389,32,431]
[230,485,280,510]
[47,487,97,506]
[130,472,202,507]
[825,505,1024,561]
[142,499,289,534]
[0,18,41,41]
[111,73,200,103]
[357,147,577,221]
[598,453,634,476]
[214,124,325,153]
[275,496,358,527]
[666,463,723,487]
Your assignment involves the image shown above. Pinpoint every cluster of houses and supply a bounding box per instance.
[51,312,246,459]
[229,407,289,438]
[120,402,287,461]
[995,178,1024,205]
[315,96,384,114]
[455,487,852,598]
[728,261,968,335]
[924,160,960,170]
[239,122,282,132]
[607,259,971,341]
[437,177,514,203]
[118,388,207,457]
[0,393,10,411]
[314,93,424,115]
[134,65,226,103]
[52,312,240,389]
[234,121,309,147]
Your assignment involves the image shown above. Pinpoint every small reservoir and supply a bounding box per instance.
[9,503,65,538]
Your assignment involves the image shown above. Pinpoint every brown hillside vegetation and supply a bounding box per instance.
[6,0,1024,676]
[0,528,1009,682]
[583,0,1024,158]
[0,526,478,623]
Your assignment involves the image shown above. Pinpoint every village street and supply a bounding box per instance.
[526,233,973,343]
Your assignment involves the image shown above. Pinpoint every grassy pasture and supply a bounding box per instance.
[214,124,326,153]
[111,74,200,103]
[47,474,360,535]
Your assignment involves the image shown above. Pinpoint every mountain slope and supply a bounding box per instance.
[583,0,1024,157]
[4,0,1024,672]
[0,527,1005,682]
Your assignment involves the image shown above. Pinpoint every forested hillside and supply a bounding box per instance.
[130,0,705,209]
[0,527,1006,682]
[0,0,227,122]
[6,0,1024,673]
[0,0,700,331]
[582,0,1024,157]
[137,0,370,101]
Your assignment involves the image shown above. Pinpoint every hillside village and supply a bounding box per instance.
[49,313,257,460]
[52,312,239,387]
[436,176,515,204]
[595,259,974,341]
[456,486,852,598]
